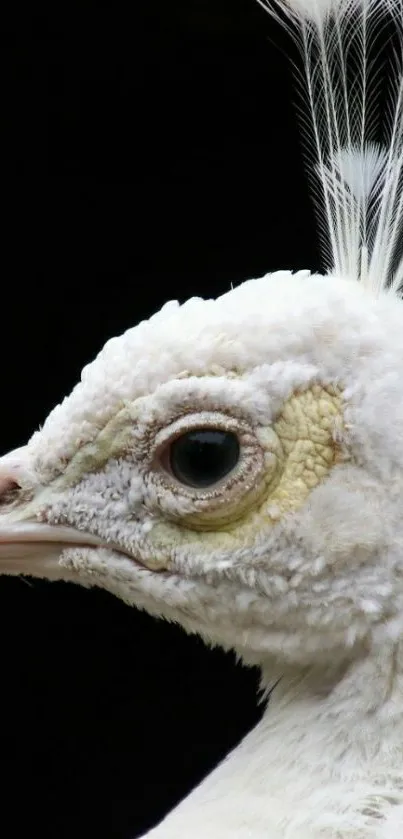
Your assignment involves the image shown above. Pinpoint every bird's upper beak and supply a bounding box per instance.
[0,447,103,581]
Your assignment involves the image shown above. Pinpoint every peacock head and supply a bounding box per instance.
[1,270,403,668]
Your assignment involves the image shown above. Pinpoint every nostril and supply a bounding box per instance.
[0,476,22,504]
[0,447,37,506]
[0,447,35,506]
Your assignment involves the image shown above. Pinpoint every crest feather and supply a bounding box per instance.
[256,0,403,295]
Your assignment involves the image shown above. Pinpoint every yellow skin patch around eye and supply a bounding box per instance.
[147,384,344,557]
[270,384,343,515]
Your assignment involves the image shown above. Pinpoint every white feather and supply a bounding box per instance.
[256,0,403,295]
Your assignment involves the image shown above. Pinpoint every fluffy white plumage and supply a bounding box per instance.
[2,1,403,837]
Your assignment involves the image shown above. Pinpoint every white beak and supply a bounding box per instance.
[0,522,104,580]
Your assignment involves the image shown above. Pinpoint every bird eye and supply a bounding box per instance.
[168,429,240,488]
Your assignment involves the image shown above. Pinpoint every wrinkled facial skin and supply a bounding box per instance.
[1,271,403,668]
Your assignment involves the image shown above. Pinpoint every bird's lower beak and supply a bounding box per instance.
[0,522,104,581]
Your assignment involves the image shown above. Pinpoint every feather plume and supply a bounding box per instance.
[256,0,403,295]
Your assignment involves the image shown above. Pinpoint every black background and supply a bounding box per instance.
[2,2,318,837]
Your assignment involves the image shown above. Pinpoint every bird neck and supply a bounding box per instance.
[261,639,403,720]
[258,642,403,777]
[146,643,403,838]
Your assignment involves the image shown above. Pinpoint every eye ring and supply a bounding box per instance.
[144,411,278,529]
[151,411,247,496]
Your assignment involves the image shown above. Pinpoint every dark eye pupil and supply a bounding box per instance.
[169,429,240,488]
